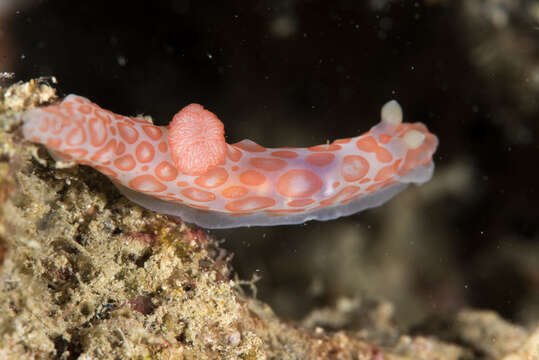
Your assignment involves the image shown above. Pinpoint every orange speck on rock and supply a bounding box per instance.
[222,186,249,199]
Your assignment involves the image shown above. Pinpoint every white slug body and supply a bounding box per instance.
[22,95,438,228]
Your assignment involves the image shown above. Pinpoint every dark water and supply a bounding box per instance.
[4,0,538,326]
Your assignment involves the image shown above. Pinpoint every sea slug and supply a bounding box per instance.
[22,95,438,228]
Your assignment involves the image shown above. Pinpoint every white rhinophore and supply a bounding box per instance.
[381,100,403,127]
[403,129,426,149]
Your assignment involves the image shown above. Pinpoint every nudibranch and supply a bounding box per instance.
[22,95,438,228]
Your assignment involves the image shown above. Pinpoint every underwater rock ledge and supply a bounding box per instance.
[0,80,537,360]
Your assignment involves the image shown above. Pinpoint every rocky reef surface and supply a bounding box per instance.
[0,80,537,359]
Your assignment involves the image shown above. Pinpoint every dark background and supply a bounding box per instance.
[3,0,538,327]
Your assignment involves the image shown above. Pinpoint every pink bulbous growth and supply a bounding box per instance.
[167,104,226,175]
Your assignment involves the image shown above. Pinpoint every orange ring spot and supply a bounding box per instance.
[225,196,275,212]
[78,104,92,114]
[375,147,393,163]
[66,126,86,146]
[117,122,139,144]
[158,141,168,153]
[90,139,118,163]
[88,117,108,147]
[95,110,112,126]
[194,167,229,188]
[341,155,370,182]
[277,169,323,198]
[222,186,249,199]
[115,141,126,155]
[135,141,155,163]
[270,150,299,159]
[129,175,167,192]
[306,153,335,167]
[249,157,287,171]
[155,161,179,182]
[181,187,216,202]
[239,170,266,186]
[356,136,377,152]
[142,125,162,140]
[287,198,315,207]
[62,101,75,116]
[113,155,136,171]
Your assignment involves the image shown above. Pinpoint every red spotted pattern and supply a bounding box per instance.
[23,94,438,223]
[277,170,323,198]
